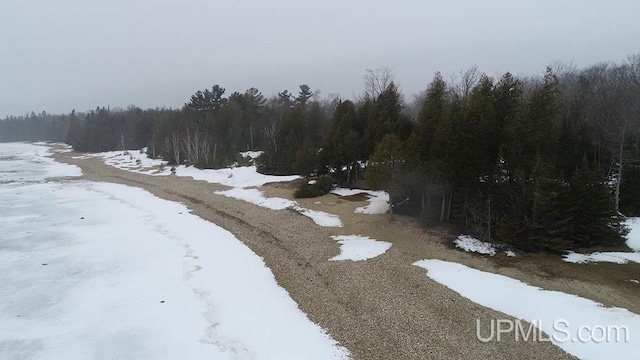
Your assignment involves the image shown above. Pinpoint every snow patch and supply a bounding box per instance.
[625,217,640,251]
[175,165,299,188]
[215,188,342,227]
[414,259,640,360]
[563,251,640,264]
[239,150,263,160]
[330,235,392,261]
[215,188,295,210]
[331,188,389,215]
[293,206,343,227]
[454,235,496,256]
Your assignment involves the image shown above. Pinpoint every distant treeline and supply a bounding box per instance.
[2,55,639,253]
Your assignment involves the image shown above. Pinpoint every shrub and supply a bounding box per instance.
[294,175,334,198]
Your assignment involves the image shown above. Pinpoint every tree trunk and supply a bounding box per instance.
[447,190,453,221]
[487,195,492,241]
[354,161,358,181]
[250,126,254,150]
[440,193,446,222]
[615,128,625,214]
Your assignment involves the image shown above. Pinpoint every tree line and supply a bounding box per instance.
[1,55,639,253]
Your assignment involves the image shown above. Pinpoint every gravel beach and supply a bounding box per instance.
[53,149,632,359]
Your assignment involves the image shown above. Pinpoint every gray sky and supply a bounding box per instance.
[1,0,639,118]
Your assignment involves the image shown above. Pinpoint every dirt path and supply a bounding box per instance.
[53,149,639,359]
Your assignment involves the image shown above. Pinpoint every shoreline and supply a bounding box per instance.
[50,146,640,359]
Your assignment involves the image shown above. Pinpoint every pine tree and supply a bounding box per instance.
[564,159,628,248]
[366,133,407,219]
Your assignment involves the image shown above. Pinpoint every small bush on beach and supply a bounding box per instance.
[294,175,334,198]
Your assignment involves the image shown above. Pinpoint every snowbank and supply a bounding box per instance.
[414,259,640,360]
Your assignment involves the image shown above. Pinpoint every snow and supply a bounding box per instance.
[563,251,640,264]
[214,188,342,227]
[562,217,640,264]
[329,235,392,261]
[80,149,299,187]
[0,143,350,360]
[505,250,517,257]
[73,147,340,225]
[0,142,82,182]
[239,150,263,160]
[414,259,640,360]
[331,188,390,214]
[454,235,497,256]
[294,207,343,227]
[215,188,343,227]
[76,149,171,176]
[630,280,639,284]
[625,217,640,251]
[175,165,299,188]
[215,188,294,210]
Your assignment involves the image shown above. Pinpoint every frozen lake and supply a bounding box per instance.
[0,143,348,360]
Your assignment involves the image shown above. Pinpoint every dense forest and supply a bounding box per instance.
[2,55,639,253]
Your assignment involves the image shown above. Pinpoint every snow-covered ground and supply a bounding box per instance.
[1,143,349,360]
[563,218,640,264]
[414,259,640,360]
[75,148,299,187]
[175,165,299,188]
[331,188,389,214]
[74,149,171,176]
[329,235,392,261]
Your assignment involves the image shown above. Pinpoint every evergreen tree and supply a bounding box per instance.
[366,133,407,219]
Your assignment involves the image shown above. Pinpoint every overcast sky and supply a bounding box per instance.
[1,0,639,118]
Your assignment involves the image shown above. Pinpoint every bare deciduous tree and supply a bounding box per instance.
[582,62,640,213]
[450,65,480,103]
[263,119,279,153]
[364,66,395,99]
[171,132,181,165]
